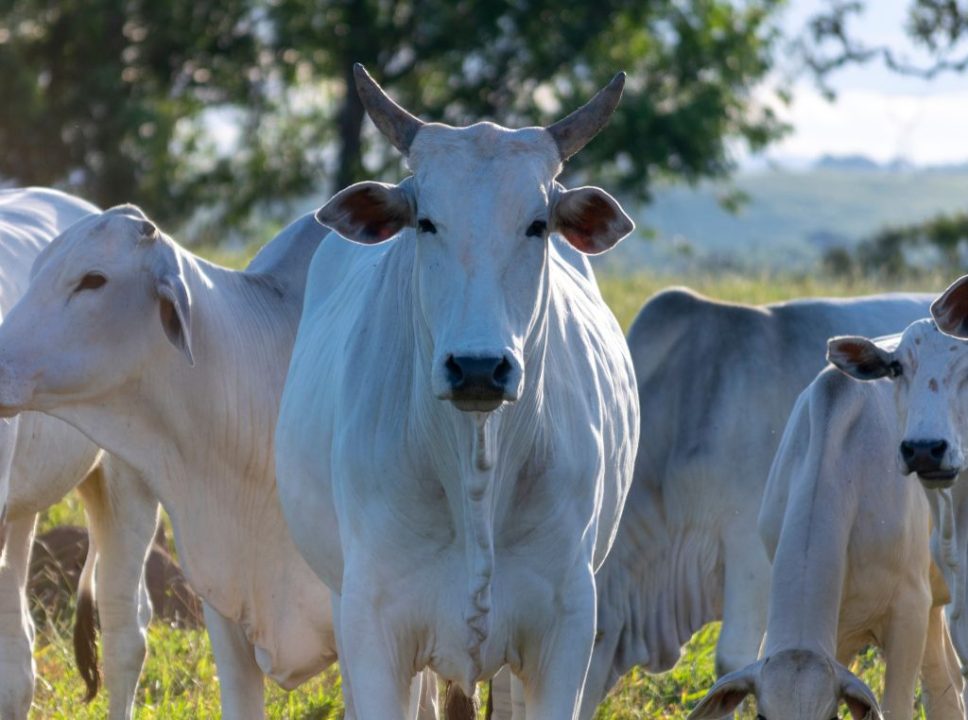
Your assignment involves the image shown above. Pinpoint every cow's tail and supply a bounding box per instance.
[444,681,477,720]
[74,523,100,702]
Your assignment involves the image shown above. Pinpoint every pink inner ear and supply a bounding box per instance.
[343,187,408,241]
[367,224,399,242]
[935,280,968,336]
[844,696,873,720]
[832,339,868,362]
[559,194,616,253]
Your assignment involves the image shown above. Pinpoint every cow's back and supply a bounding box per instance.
[629,289,932,507]
[0,188,97,312]
[0,188,102,516]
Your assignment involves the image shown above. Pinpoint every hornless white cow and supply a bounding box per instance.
[689,314,968,720]
[0,203,439,719]
[275,65,639,719]
[819,275,968,669]
[0,187,160,720]
[580,287,933,718]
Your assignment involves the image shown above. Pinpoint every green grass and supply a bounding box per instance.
[28,264,943,718]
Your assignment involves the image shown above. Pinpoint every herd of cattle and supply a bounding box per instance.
[0,64,965,720]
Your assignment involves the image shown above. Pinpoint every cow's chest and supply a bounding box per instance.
[342,531,591,679]
[334,438,599,556]
[334,436,600,678]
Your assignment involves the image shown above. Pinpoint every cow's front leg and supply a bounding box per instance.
[520,563,596,720]
[489,666,526,720]
[338,575,415,720]
[919,604,965,720]
[203,602,265,720]
[881,587,931,720]
[411,669,440,719]
[0,514,37,720]
[77,462,159,720]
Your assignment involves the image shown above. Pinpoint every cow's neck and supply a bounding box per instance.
[406,253,552,686]
[763,479,854,658]
[50,254,306,609]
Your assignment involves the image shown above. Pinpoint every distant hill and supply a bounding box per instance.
[596,165,968,274]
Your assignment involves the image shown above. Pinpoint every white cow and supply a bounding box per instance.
[275,65,639,719]
[0,202,440,719]
[821,275,968,669]
[690,315,968,720]
[580,287,933,717]
[0,187,160,720]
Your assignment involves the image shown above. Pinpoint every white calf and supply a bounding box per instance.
[691,316,968,720]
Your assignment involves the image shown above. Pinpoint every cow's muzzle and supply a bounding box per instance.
[900,439,958,487]
[441,353,520,412]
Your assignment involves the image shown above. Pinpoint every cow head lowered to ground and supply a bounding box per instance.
[315,64,633,413]
[0,205,193,416]
[827,312,968,490]
[688,649,881,720]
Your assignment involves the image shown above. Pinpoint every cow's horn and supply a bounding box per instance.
[354,63,425,155]
[546,72,626,162]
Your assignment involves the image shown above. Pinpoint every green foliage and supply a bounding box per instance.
[0,0,788,233]
[801,0,968,83]
[271,0,788,194]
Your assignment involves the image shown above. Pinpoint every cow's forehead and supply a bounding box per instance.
[899,318,968,367]
[34,212,144,276]
[408,123,561,190]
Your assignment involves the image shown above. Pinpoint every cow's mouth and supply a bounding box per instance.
[917,469,959,489]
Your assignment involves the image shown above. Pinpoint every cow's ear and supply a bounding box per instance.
[827,336,896,381]
[932,275,968,339]
[156,273,193,366]
[838,665,882,720]
[552,186,634,255]
[315,180,414,244]
[148,236,193,366]
[687,665,758,720]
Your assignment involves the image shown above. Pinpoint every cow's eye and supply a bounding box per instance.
[756,715,767,720]
[417,218,437,234]
[526,220,547,238]
[889,360,903,378]
[75,272,107,292]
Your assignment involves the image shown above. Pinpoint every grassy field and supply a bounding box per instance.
[26,266,941,718]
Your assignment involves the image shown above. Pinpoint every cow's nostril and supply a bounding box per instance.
[900,442,915,460]
[494,357,512,386]
[931,440,948,460]
[445,355,463,386]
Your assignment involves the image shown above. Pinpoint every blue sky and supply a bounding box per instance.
[760,0,968,165]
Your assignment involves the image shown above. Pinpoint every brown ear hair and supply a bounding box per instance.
[315,180,414,245]
[837,664,882,720]
[552,185,634,255]
[827,336,896,381]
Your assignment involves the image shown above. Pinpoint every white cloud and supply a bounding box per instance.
[767,85,968,165]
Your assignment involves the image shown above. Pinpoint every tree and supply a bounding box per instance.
[271,0,788,198]
[824,211,968,277]
[0,0,789,231]
[800,0,968,88]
